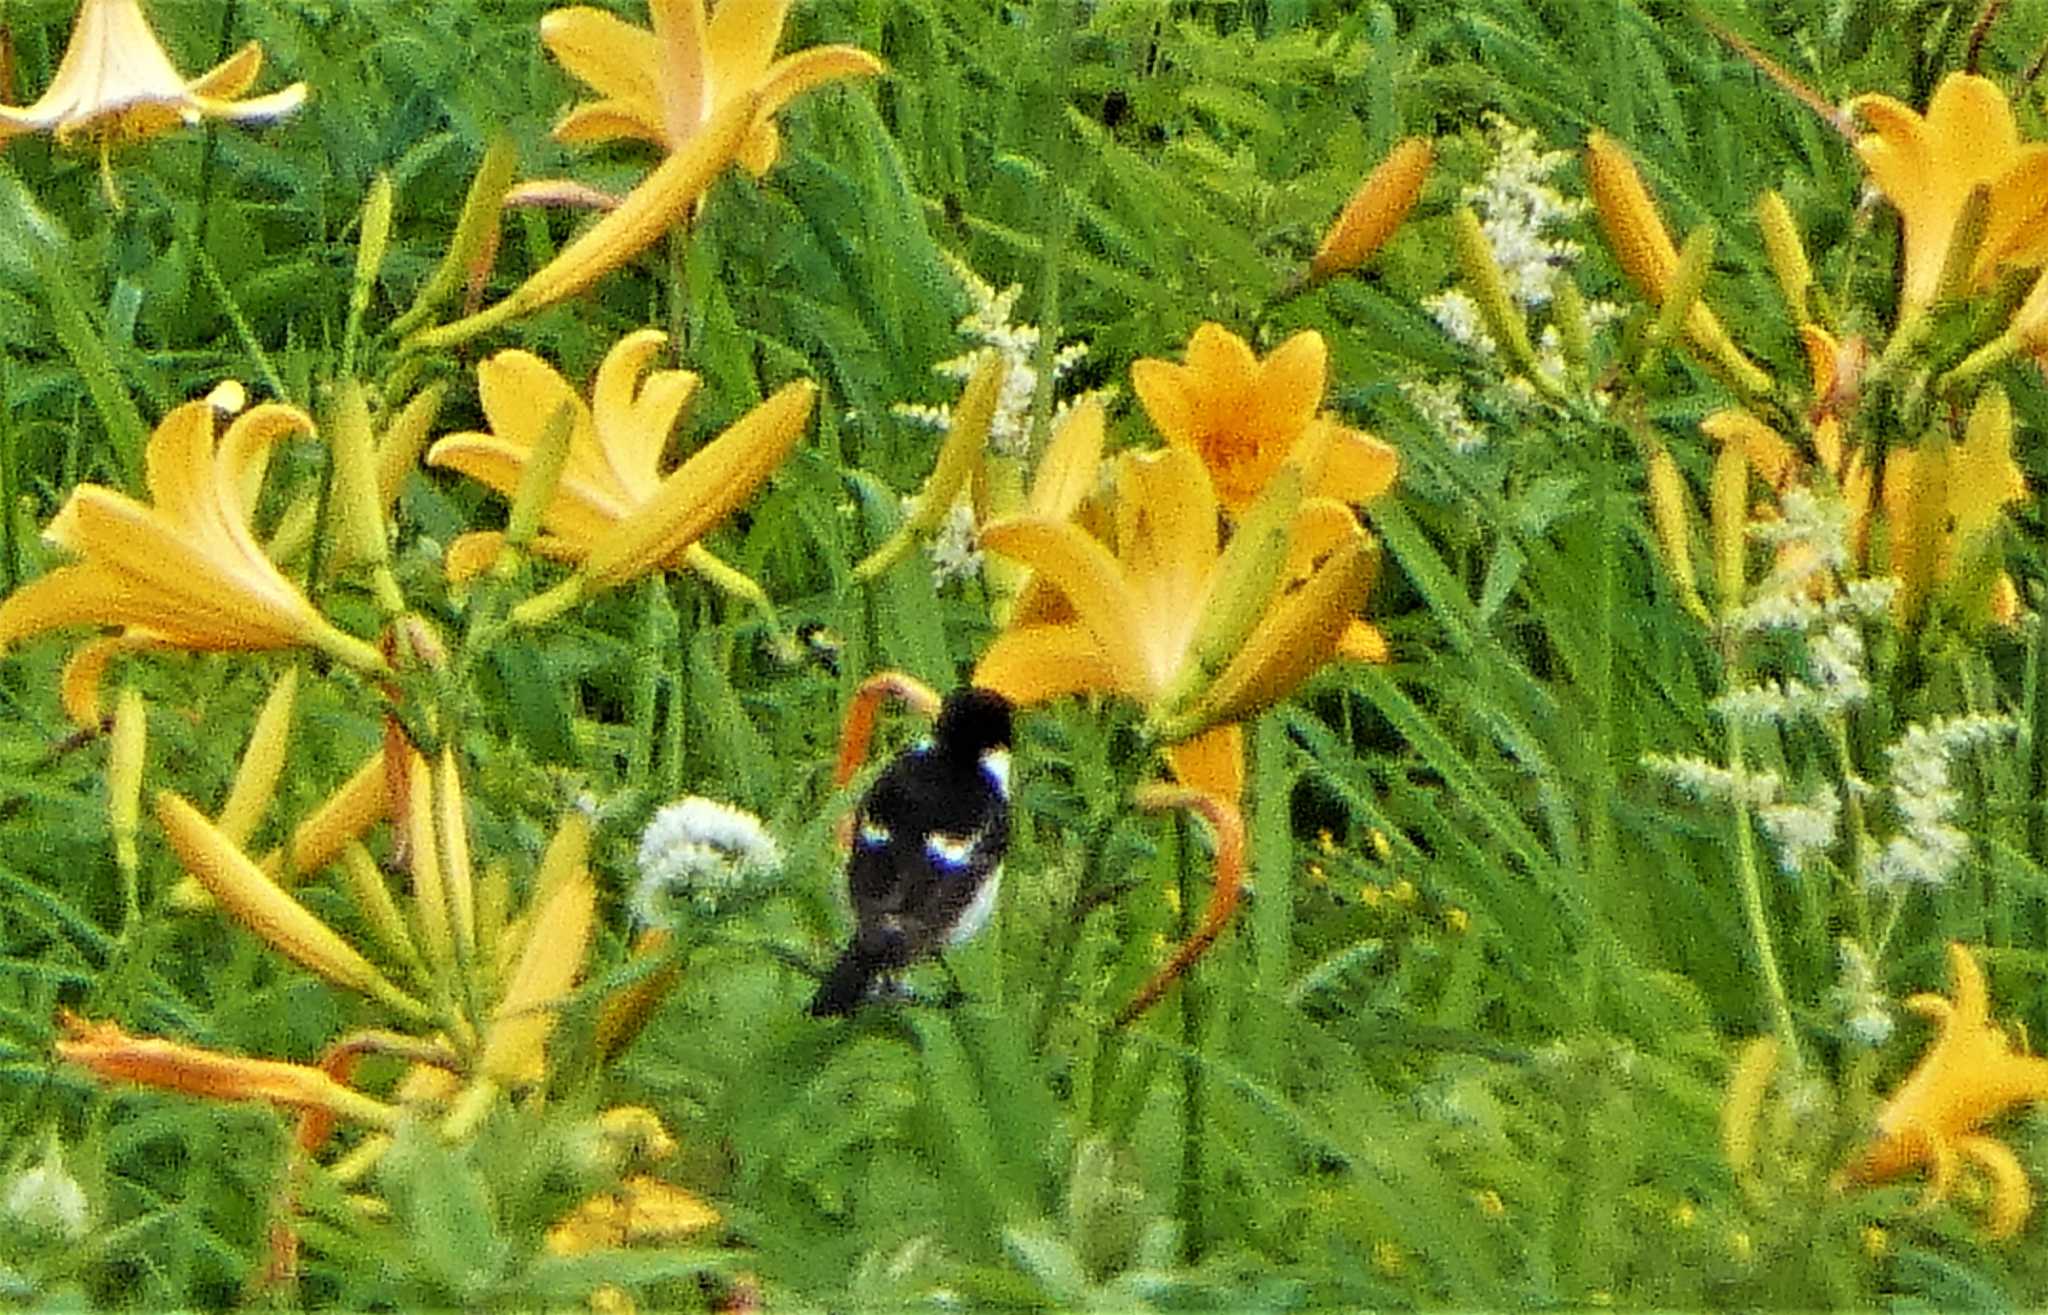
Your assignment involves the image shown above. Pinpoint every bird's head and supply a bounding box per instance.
[934,686,1013,761]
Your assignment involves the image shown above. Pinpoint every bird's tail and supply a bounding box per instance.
[809,947,880,1016]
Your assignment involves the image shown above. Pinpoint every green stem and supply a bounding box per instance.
[626,579,669,788]
[666,224,692,360]
[1175,814,1203,1265]
[1830,716,1873,950]
[1726,708,1799,1059]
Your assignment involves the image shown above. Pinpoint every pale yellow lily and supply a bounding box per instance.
[540,0,883,177]
[974,445,1379,799]
[1851,72,2048,321]
[0,395,385,675]
[425,329,815,611]
[1131,323,1397,515]
[0,0,305,145]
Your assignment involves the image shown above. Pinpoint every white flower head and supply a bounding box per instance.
[1643,753,1781,806]
[895,252,1093,460]
[1398,377,1489,453]
[1758,786,1840,874]
[928,494,984,586]
[1861,713,2018,889]
[5,1143,88,1242]
[1460,114,1587,309]
[1833,939,1894,1047]
[634,797,783,923]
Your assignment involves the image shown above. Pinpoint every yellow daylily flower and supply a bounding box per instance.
[0,395,384,675]
[1850,72,2048,320]
[547,1175,720,1255]
[540,0,883,177]
[1881,385,2026,627]
[0,0,305,145]
[974,446,1378,797]
[1130,323,1397,514]
[1840,943,2048,1238]
[425,329,815,609]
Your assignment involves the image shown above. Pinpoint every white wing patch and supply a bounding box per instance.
[948,867,1002,945]
[926,829,983,871]
[857,820,891,846]
[980,748,1011,800]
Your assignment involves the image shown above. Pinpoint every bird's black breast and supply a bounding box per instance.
[846,745,1008,964]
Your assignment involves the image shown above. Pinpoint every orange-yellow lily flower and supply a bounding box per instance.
[1881,385,2026,627]
[1840,943,2048,1238]
[974,445,1379,798]
[540,0,883,177]
[0,394,385,675]
[425,329,815,610]
[1850,72,2048,320]
[0,0,305,146]
[55,1011,401,1131]
[1130,323,1397,515]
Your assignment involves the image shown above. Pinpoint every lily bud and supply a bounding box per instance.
[1309,136,1433,282]
[503,399,577,552]
[156,792,427,1021]
[1450,206,1547,386]
[1644,446,1709,624]
[1756,191,1811,320]
[216,667,299,848]
[854,353,1005,581]
[1654,225,1717,353]
[108,685,146,877]
[389,135,518,338]
[1709,440,1749,615]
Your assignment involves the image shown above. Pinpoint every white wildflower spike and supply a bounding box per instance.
[634,797,783,923]
[1397,378,1489,453]
[927,495,984,586]
[894,252,1095,459]
[1460,114,1589,309]
[1862,714,2018,889]
[5,1139,88,1242]
[1643,753,1781,807]
[1757,785,1841,874]
[1833,939,1894,1047]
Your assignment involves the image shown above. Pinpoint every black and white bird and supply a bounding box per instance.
[809,686,1013,1016]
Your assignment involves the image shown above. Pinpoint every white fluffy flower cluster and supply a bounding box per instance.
[1862,714,2017,889]
[1833,939,1894,1047]
[894,252,1099,586]
[1757,786,1841,875]
[1396,378,1489,454]
[633,797,783,924]
[897,250,1092,459]
[1461,114,1588,309]
[5,1144,88,1241]
[1415,116,1618,449]
[1714,488,1888,726]
[1642,753,1781,807]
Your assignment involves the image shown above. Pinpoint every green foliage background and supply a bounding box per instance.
[1,0,2047,1308]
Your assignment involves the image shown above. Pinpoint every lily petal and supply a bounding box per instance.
[584,378,814,589]
[972,622,1125,707]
